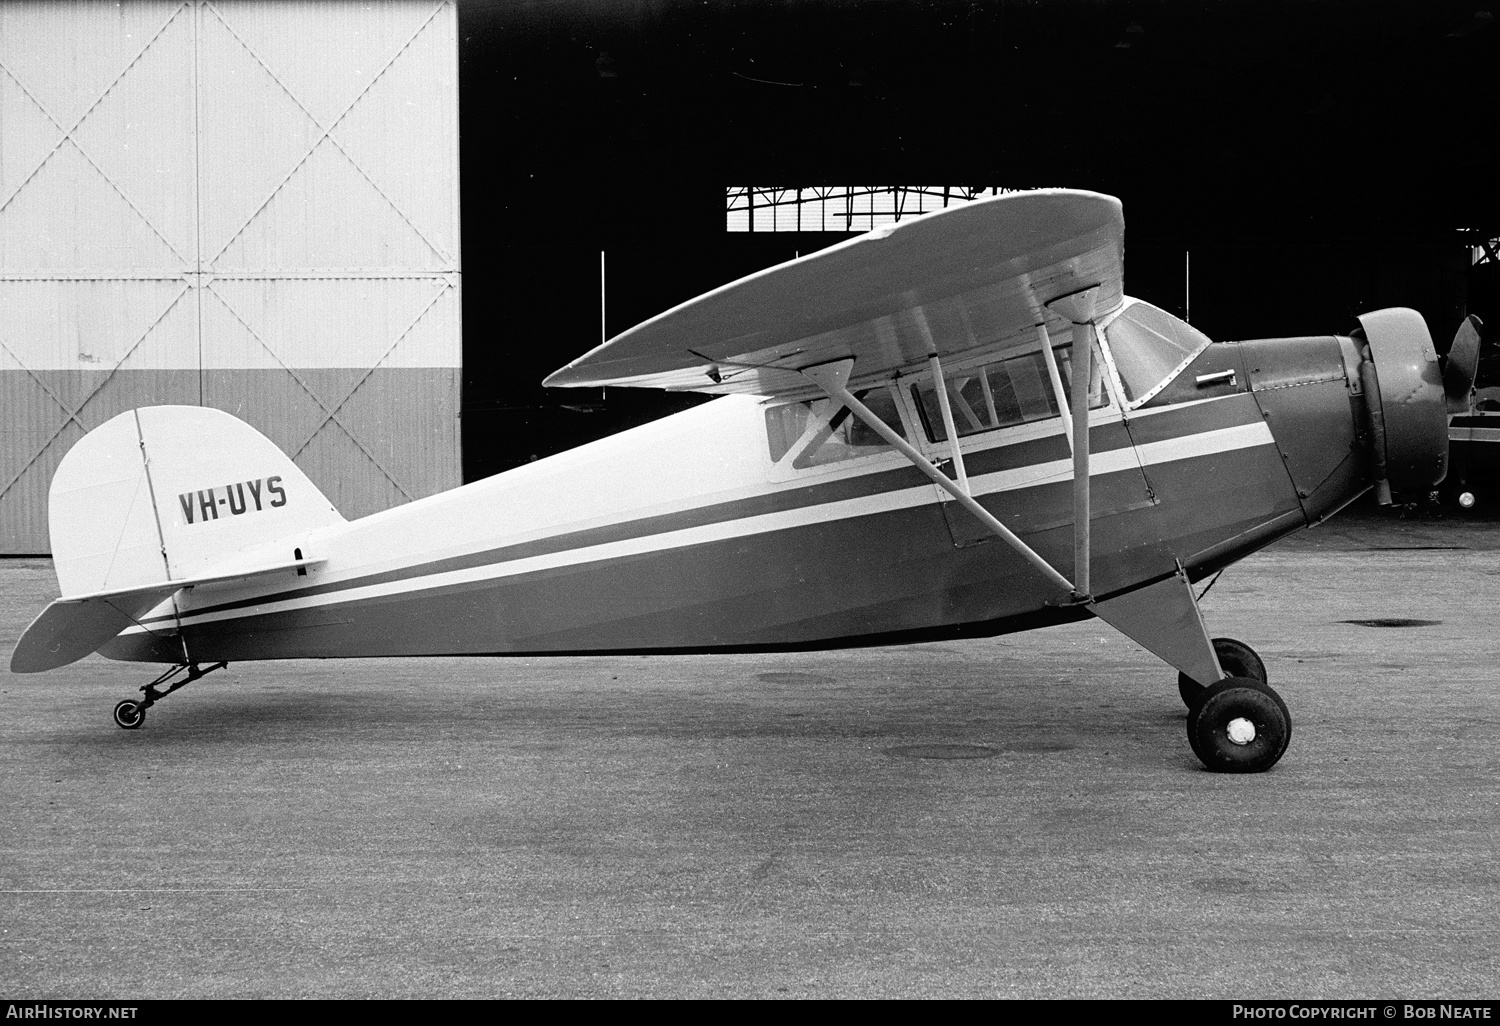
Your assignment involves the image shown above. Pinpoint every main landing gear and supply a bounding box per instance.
[1176,638,1289,774]
[1090,570,1292,773]
[1185,676,1292,774]
[1177,637,1267,708]
[112,661,227,729]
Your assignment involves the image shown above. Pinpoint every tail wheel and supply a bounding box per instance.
[1178,637,1267,708]
[1186,677,1291,773]
[113,700,145,730]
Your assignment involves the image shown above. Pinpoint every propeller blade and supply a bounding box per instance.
[1445,314,1483,414]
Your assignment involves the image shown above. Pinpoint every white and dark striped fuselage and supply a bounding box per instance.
[102,337,1370,665]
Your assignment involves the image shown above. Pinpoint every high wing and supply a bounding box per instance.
[543,188,1123,396]
[548,186,1222,688]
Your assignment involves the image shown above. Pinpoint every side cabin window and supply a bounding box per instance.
[911,347,1106,444]
[765,387,907,469]
[1103,300,1212,403]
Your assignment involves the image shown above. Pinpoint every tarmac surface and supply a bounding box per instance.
[2,498,1498,998]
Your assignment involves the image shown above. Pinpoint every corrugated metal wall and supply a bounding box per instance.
[0,1,461,553]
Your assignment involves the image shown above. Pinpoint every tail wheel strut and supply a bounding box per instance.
[112,661,227,729]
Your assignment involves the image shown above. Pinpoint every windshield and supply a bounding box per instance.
[1103,300,1212,402]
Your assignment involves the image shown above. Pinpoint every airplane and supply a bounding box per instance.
[1439,314,1491,510]
[8,189,1470,773]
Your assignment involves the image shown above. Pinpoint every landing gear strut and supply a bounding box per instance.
[1178,637,1267,708]
[112,661,227,729]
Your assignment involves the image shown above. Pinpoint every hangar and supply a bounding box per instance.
[0,1,461,552]
[3,0,1497,551]
[454,0,1500,480]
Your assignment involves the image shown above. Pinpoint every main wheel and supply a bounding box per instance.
[1186,677,1290,773]
[1178,637,1267,708]
[113,700,145,730]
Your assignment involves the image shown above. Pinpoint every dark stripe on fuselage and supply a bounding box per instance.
[103,434,1309,665]
[109,484,1121,662]
[146,421,1134,625]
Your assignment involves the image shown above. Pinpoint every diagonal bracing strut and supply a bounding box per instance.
[800,360,1077,599]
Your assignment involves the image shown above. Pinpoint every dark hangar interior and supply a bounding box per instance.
[456,0,1500,481]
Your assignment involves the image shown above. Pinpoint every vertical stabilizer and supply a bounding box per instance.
[48,406,344,599]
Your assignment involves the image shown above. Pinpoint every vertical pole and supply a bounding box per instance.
[594,250,600,402]
[1185,250,1191,324]
[1036,323,1072,455]
[1070,323,1094,597]
[927,354,969,494]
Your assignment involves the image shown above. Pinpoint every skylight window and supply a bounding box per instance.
[726,186,1036,232]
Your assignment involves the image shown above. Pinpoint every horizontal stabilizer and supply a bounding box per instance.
[11,556,322,674]
[12,404,345,673]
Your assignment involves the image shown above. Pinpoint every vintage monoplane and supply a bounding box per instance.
[10,190,1468,772]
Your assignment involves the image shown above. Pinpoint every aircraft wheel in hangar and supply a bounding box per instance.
[1438,481,1478,512]
[113,700,145,730]
[1178,637,1267,708]
[1186,677,1291,773]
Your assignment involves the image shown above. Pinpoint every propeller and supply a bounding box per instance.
[1444,314,1484,414]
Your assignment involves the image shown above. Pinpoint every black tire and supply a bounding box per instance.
[1178,637,1267,708]
[1186,677,1291,773]
[113,700,145,730]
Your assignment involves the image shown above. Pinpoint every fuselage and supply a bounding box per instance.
[102,299,1387,665]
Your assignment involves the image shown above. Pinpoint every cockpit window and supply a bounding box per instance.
[765,387,907,468]
[911,345,1106,444]
[1103,301,1212,402]
[912,351,1054,442]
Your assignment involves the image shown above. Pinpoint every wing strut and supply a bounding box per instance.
[1046,288,1101,599]
[914,308,970,495]
[1036,323,1072,455]
[927,353,970,494]
[800,360,1076,599]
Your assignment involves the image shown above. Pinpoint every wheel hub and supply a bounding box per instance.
[1226,717,1257,745]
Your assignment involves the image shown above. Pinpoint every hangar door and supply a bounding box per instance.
[0,1,461,553]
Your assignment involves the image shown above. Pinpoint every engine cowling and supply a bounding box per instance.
[1353,308,1448,502]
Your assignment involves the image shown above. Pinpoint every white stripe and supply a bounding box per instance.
[1137,421,1273,466]
[1450,426,1500,443]
[144,422,1275,633]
